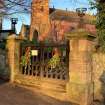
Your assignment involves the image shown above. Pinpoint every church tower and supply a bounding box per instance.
[29,0,50,41]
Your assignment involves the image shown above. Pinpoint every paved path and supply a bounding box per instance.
[0,79,75,105]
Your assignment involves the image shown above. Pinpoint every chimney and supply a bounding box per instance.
[11,18,18,33]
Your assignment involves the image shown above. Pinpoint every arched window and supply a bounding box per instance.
[40,6,44,12]
[33,29,38,42]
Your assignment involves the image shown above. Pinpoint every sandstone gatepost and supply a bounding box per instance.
[6,35,23,83]
[66,28,96,105]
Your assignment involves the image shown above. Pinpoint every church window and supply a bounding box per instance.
[33,30,38,42]
[40,6,44,12]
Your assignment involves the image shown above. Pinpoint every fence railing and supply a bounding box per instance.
[20,42,69,81]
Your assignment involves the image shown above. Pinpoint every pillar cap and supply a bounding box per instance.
[65,28,96,40]
[6,34,17,39]
[6,34,26,40]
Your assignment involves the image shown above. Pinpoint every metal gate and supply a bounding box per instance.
[20,42,69,81]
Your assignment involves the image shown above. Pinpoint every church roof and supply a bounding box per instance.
[50,9,96,24]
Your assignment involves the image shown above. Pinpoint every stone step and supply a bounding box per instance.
[17,84,69,102]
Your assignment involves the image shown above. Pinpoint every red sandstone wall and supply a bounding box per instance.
[48,20,96,42]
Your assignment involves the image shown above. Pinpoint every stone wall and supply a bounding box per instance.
[0,48,9,80]
[93,53,105,103]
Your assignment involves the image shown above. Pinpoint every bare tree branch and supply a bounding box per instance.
[0,0,31,17]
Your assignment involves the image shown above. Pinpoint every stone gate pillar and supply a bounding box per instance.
[66,29,96,105]
[6,34,22,83]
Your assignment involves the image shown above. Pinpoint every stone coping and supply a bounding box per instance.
[6,34,26,40]
[65,28,96,40]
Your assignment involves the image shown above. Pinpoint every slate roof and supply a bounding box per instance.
[50,9,96,24]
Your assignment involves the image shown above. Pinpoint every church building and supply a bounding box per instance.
[20,0,96,43]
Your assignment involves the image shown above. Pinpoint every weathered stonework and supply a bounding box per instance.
[66,29,95,105]
[6,35,22,82]
[30,0,50,40]
[92,53,105,103]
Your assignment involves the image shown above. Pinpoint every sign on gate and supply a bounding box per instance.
[31,50,38,56]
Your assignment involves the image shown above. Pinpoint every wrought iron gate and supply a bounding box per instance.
[20,42,69,81]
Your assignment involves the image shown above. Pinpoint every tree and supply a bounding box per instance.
[0,0,31,17]
[96,0,105,52]
[90,0,105,52]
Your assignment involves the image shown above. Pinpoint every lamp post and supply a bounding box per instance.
[76,8,87,28]
[11,18,18,34]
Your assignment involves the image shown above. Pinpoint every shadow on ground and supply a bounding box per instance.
[0,79,77,105]
[0,78,9,85]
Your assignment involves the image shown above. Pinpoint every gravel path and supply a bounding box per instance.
[0,79,73,105]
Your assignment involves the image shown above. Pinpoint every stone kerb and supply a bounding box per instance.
[66,29,96,105]
[6,34,23,83]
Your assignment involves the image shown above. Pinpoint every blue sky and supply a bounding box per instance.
[2,0,96,34]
